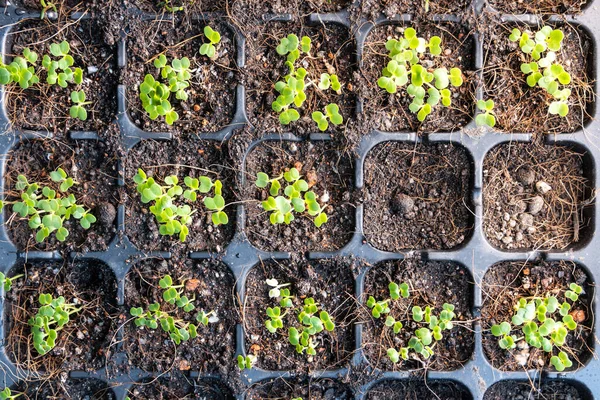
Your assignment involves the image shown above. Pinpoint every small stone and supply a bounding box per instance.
[503,212,511,221]
[516,166,535,186]
[516,232,524,242]
[528,196,544,215]
[391,193,414,215]
[289,143,298,153]
[571,309,586,322]
[514,200,527,213]
[87,66,98,74]
[502,236,513,244]
[96,203,116,227]
[520,213,534,227]
[536,181,552,194]
[76,331,85,340]
[320,191,330,203]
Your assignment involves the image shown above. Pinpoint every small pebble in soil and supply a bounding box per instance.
[528,196,544,215]
[391,192,414,215]
[536,181,552,194]
[516,166,535,186]
[96,203,116,227]
[520,213,534,228]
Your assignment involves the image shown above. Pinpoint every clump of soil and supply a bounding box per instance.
[124,138,235,255]
[243,140,355,252]
[483,143,592,250]
[123,258,237,373]
[366,379,471,400]
[483,380,586,400]
[246,378,353,400]
[244,258,356,371]
[362,259,474,371]
[353,0,470,21]
[6,18,118,136]
[14,377,116,399]
[359,22,474,133]
[482,23,593,134]
[4,138,119,253]
[363,142,473,251]
[5,260,118,372]
[488,0,588,15]
[124,17,238,134]
[243,21,356,136]
[481,260,593,371]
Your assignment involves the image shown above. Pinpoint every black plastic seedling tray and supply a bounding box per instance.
[0,0,599,398]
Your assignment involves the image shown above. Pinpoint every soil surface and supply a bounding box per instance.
[366,379,471,400]
[123,257,237,374]
[4,138,119,253]
[124,138,235,255]
[481,260,593,371]
[4,260,118,372]
[359,22,474,133]
[483,143,592,251]
[243,21,356,137]
[243,140,355,252]
[243,258,356,371]
[488,0,589,15]
[483,380,585,400]
[246,378,353,400]
[363,142,473,251]
[127,375,234,399]
[482,22,592,134]
[6,18,118,136]
[13,377,116,399]
[353,0,470,20]
[124,16,238,134]
[362,259,474,371]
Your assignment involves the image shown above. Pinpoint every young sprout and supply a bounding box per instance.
[69,90,90,121]
[39,0,57,19]
[0,272,23,293]
[237,354,256,370]
[154,54,192,101]
[318,73,341,92]
[200,26,221,59]
[311,103,344,132]
[0,387,21,400]
[29,293,81,355]
[139,74,179,125]
[0,48,40,89]
[41,41,83,88]
[159,0,184,12]
[475,99,496,128]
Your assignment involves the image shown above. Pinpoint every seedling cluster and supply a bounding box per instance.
[134,168,228,242]
[130,274,215,345]
[0,272,22,293]
[367,282,457,363]
[0,41,90,121]
[377,28,463,122]
[264,279,336,358]
[29,293,81,355]
[509,26,571,117]
[476,99,496,128]
[255,167,328,227]
[272,34,344,131]
[0,169,97,243]
[490,282,584,371]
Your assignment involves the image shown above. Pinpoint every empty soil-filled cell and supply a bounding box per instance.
[243,140,355,252]
[246,378,353,399]
[243,258,355,371]
[232,0,352,17]
[489,0,589,14]
[4,138,118,253]
[483,23,593,134]
[124,138,235,254]
[244,20,356,136]
[366,379,472,400]
[481,260,594,371]
[5,18,118,135]
[130,0,227,12]
[363,259,474,371]
[483,143,593,251]
[484,380,591,400]
[360,22,474,133]
[124,17,238,134]
[12,378,116,399]
[363,142,473,251]
[357,0,470,20]
[128,375,234,399]
[123,258,237,373]
[4,259,118,372]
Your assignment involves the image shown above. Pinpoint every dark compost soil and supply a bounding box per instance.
[483,143,592,251]
[243,140,355,252]
[243,258,356,371]
[124,17,238,134]
[366,379,471,400]
[4,260,118,372]
[124,138,235,254]
[123,258,237,373]
[243,21,356,137]
[127,375,195,400]
[6,18,118,136]
[13,377,116,400]
[354,0,470,21]
[488,0,589,15]
[246,378,353,400]
[481,260,594,371]
[483,380,586,400]
[363,141,473,252]
[482,23,593,134]
[4,138,119,253]
[359,22,474,134]
[362,259,474,371]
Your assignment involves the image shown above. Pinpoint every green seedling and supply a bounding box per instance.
[490,282,584,371]
[255,167,328,227]
[0,272,23,293]
[200,26,221,59]
[42,41,83,88]
[39,0,57,19]
[266,278,292,303]
[159,0,184,12]
[69,90,90,121]
[509,26,571,117]
[311,103,344,131]
[0,170,96,242]
[154,54,192,101]
[475,99,496,128]
[378,28,463,122]
[318,73,341,92]
[29,293,81,355]
[130,274,215,345]
[237,354,256,370]
[0,388,21,400]
[139,74,178,125]
[0,48,40,89]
